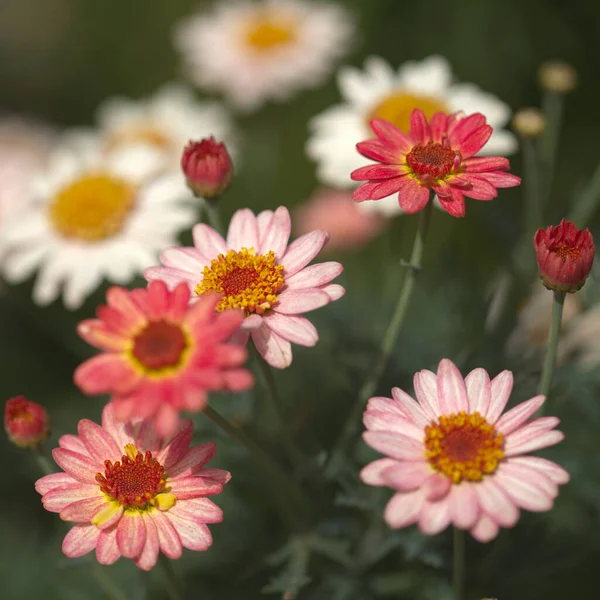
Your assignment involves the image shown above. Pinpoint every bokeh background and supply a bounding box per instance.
[2,0,600,598]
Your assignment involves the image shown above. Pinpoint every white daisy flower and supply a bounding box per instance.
[173,0,354,112]
[306,55,518,216]
[0,133,196,310]
[96,83,237,172]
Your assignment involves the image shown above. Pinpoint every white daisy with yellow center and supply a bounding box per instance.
[173,0,354,112]
[306,55,518,216]
[0,133,195,309]
[96,83,237,173]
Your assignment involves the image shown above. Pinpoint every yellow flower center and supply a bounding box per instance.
[196,247,285,314]
[49,174,136,242]
[106,124,173,153]
[367,92,449,133]
[129,320,190,376]
[424,412,504,483]
[244,12,297,51]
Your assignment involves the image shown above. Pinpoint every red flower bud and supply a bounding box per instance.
[181,137,233,199]
[534,219,595,293]
[4,396,50,448]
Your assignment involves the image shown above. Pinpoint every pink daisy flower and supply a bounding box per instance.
[74,280,253,438]
[360,359,568,542]
[35,404,229,570]
[350,109,521,218]
[144,206,345,369]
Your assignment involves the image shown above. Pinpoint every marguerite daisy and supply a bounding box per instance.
[173,0,354,112]
[0,133,195,309]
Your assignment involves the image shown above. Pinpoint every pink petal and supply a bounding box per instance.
[285,262,343,290]
[101,404,133,450]
[275,288,330,314]
[240,314,263,331]
[62,524,101,558]
[363,410,424,441]
[356,139,401,164]
[449,113,487,146]
[136,419,162,454]
[384,490,425,528]
[495,395,545,435]
[409,109,431,145]
[351,164,404,181]
[494,464,554,512]
[437,359,468,414]
[474,478,519,527]
[167,282,191,321]
[167,514,212,551]
[370,118,412,151]
[463,156,510,172]
[413,370,439,419]
[149,509,182,559]
[397,178,430,214]
[35,472,78,496]
[390,387,431,429]
[264,313,318,346]
[256,209,273,239]
[464,368,491,415]
[77,321,126,352]
[78,419,121,463]
[459,125,493,159]
[41,485,101,513]
[508,456,569,485]
[168,442,216,478]
[74,354,141,396]
[156,420,193,470]
[153,403,181,439]
[146,281,170,320]
[135,513,160,571]
[160,247,207,272]
[282,230,329,277]
[459,175,498,200]
[192,223,227,257]
[437,188,465,217]
[360,458,399,486]
[168,497,223,524]
[367,396,406,415]
[482,172,522,188]
[169,476,223,499]
[259,206,291,258]
[116,511,147,559]
[422,472,452,501]
[429,112,448,143]
[418,499,451,535]
[105,286,146,327]
[486,370,514,423]
[449,483,480,529]
[383,461,433,491]
[96,526,120,565]
[362,430,424,461]
[60,496,107,523]
[353,181,383,202]
[59,434,89,455]
[196,468,231,485]
[226,208,259,251]
[251,325,293,369]
[144,266,197,290]
[501,460,558,499]
[504,418,563,456]
[52,449,101,484]
[470,514,499,543]
[321,284,345,301]
[364,176,410,201]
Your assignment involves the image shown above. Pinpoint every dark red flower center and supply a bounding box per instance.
[132,320,188,371]
[552,242,581,262]
[96,446,166,508]
[221,266,260,296]
[406,142,458,180]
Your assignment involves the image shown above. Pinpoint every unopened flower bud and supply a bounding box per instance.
[4,396,50,448]
[534,219,594,293]
[538,60,578,93]
[512,108,545,138]
[181,137,233,199]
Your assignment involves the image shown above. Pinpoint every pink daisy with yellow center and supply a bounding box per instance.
[35,405,229,570]
[361,359,568,542]
[144,206,345,369]
[74,280,253,437]
[351,109,521,217]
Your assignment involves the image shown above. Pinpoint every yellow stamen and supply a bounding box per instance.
[124,443,138,460]
[49,174,136,241]
[367,93,449,133]
[244,13,296,51]
[153,492,176,511]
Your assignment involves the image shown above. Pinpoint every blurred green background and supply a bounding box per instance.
[2,0,600,599]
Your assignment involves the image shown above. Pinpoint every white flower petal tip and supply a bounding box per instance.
[361,359,568,541]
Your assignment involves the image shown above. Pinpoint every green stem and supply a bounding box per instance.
[158,554,184,600]
[203,405,308,529]
[204,198,225,235]
[539,91,564,204]
[452,527,465,600]
[251,343,304,467]
[34,444,55,475]
[537,291,565,409]
[324,201,433,479]
[567,159,600,227]
[522,135,543,237]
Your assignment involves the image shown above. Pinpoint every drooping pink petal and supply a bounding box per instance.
[384,490,425,528]
[418,499,451,535]
[362,431,424,461]
[422,473,452,501]
[470,514,499,543]
[167,514,212,551]
[96,526,120,565]
[259,206,291,258]
[263,313,319,347]
[62,524,101,558]
[149,509,182,560]
[437,188,466,217]
[370,118,413,151]
[251,325,293,369]
[74,354,142,396]
[448,483,480,529]
[285,262,343,290]
[168,497,224,524]
[282,230,329,277]
[116,511,147,559]
[501,460,558,499]
[437,359,469,413]
[464,368,491,415]
[495,395,545,435]
[486,370,514,423]
[52,448,101,484]
[364,176,410,201]
[397,178,430,214]
[474,478,520,527]
[135,512,160,571]
[226,208,259,251]
[494,464,554,512]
